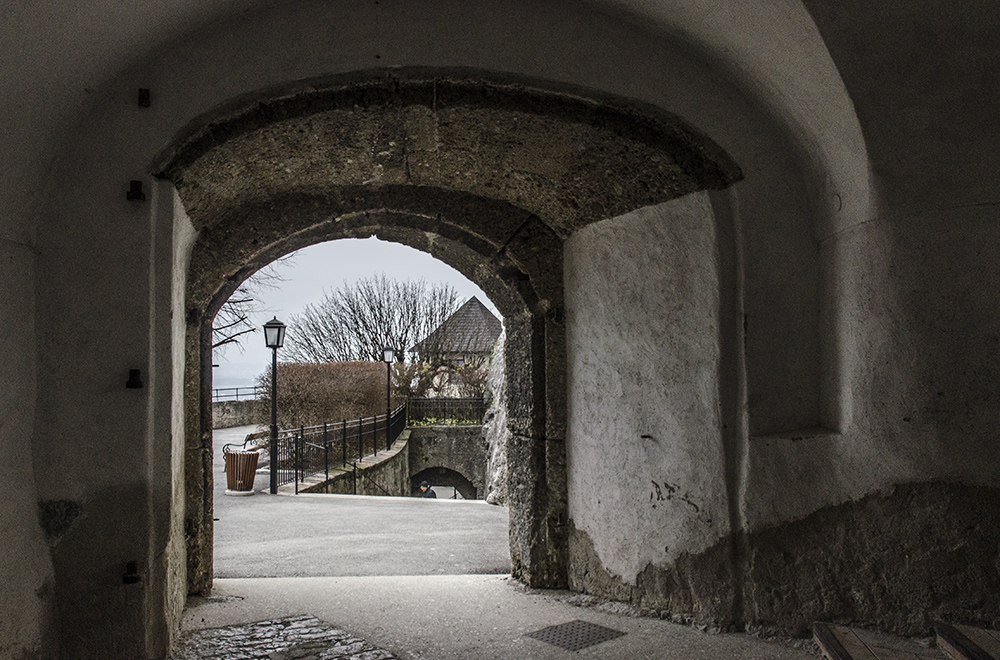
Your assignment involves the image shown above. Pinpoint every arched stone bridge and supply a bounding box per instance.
[407,426,487,499]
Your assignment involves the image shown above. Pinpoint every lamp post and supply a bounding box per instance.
[264,317,286,494]
[383,346,394,451]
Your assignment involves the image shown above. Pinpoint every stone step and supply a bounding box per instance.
[935,622,1000,660]
[814,623,945,660]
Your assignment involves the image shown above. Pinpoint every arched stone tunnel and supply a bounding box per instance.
[8,3,1000,658]
[158,69,741,598]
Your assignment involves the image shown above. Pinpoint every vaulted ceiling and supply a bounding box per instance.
[2,0,870,239]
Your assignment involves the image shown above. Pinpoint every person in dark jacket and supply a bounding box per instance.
[420,480,436,498]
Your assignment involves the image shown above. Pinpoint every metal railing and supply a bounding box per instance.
[212,386,264,402]
[406,397,486,425]
[273,403,408,492]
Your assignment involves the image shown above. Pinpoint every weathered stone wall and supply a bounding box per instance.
[211,400,258,429]
[481,329,509,505]
[166,189,197,653]
[569,481,1000,636]
[356,443,410,497]
[407,426,487,499]
[303,433,410,497]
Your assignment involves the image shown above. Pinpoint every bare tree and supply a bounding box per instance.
[284,275,461,363]
[212,257,294,355]
[455,364,489,397]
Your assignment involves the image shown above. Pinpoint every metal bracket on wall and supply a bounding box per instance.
[126,180,145,202]
[126,369,143,389]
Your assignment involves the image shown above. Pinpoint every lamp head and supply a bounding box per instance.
[263,317,286,349]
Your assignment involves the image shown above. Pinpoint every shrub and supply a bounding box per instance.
[254,361,388,428]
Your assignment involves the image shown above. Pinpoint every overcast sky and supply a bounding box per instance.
[212,237,500,390]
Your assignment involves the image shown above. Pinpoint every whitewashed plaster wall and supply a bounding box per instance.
[565,193,725,582]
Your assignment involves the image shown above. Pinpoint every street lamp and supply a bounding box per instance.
[264,317,286,494]
[383,346,395,451]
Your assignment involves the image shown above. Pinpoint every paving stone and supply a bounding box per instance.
[171,615,399,660]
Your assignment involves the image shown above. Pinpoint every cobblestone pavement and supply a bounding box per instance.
[172,615,399,660]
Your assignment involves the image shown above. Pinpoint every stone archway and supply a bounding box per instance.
[153,67,741,597]
[411,467,478,500]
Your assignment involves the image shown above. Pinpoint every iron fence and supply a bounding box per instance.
[212,386,264,402]
[406,397,485,425]
[273,403,408,492]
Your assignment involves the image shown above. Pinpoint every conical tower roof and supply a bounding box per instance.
[412,297,502,355]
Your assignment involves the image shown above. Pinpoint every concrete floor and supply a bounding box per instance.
[212,426,510,578]
[185,575,818,660]
[202,426,817,659]
[215,491,511,577]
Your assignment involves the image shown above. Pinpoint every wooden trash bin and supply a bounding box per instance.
[224,450,259,496]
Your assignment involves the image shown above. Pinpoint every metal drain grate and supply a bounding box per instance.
[525,619,626,651]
